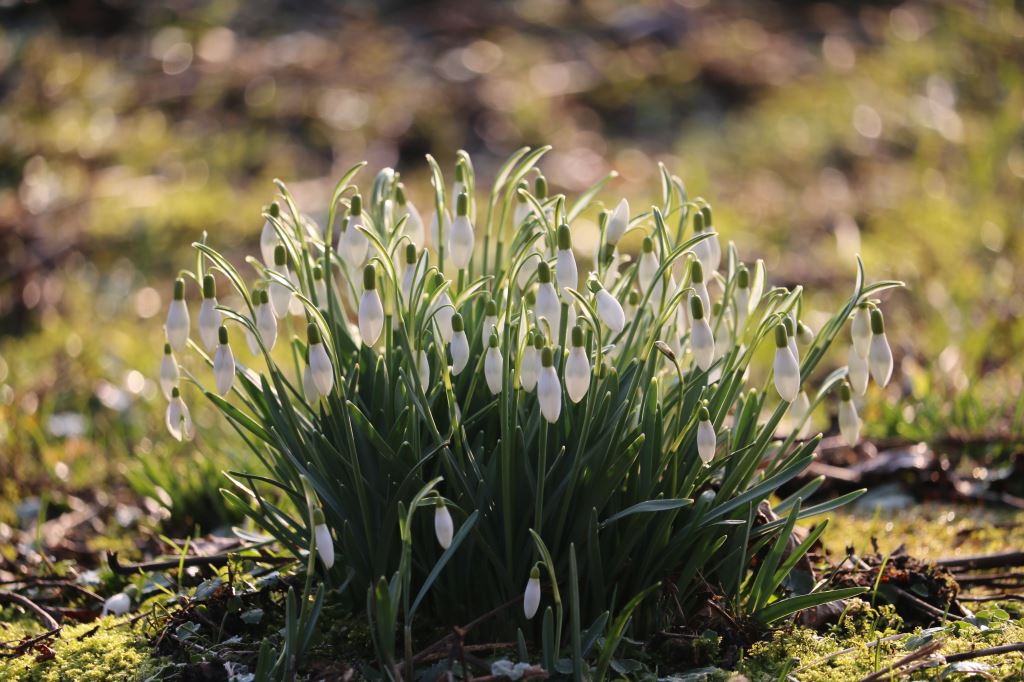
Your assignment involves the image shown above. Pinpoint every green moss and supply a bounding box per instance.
[0,614,164,682]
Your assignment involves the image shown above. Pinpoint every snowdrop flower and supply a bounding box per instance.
[689,260,710,317]
[359,264,384,346]
[166,387,195,441]
[481,299,500,346]
[624,289,640,322]
[638,236,661,297]
[524,565,541,619]
[448,192,475,269]
[400,244,419,305]
[868,308,893,387]
[166,278,190,352]
[790,390,811,437]
[302,349,318,403]
[313,507,334,569]
[255,289,278,351]
[700,205,722,274]
[259,202,280,266]
[838,381,860,446]
[537,346,561,423]
[213,326,235,396]
[783,316,799,366]
[590,279,625,334]
[773,323,800,402]
[691,210,713,276]
[450,313,470,375]
[101,587,135,617]
[484,333,503,395]
[605,198,629,246]
[534,262,562,338]
[415,348,430,387]
[307,323,334,397]
[434,498,454,550]
[452,162,469,216]
[555,224,578,297]
[513,182,533,226]
[339,194,369,268]
[797,321,814,346]
[429,272,455,342]
[159,343,179,400]
[198,274,221,351]
[313,265,327,307]
[847,343,869,395]
[565,326,591,403]
[395,183,424,248]
[851,302,871,357]
[520,330,541,392]
[269,245,294,319]
[696,406,717,466]
[689,296,715,371]
[735,264,750,331]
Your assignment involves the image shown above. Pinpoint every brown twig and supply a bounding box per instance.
[938,551,1024,571]
[106,550,293,575]
[0,590,62,656]
[959,593,1024,603]
[855,640,944,682]
[468,665,548,681]
[944,641,1024,663]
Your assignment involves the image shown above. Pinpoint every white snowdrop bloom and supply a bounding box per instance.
[101,591,132,617]
[520,331,542,392]
[448,192,475,269]
[450,313,470,375]
[359,265,384,347]
[451,162,469,215]
[605,198,629,246]
[524,566,541,619]
[484,333,503,395]
[847,343,869,395]
[696,406,717,466]
[638,236,661,296]
[481,299,501,347]
[690,209,714,275]
[302,359,318,403]
[516,239,544,289]
[534,262,562,338]
[624,290,640,323]
[313,508,334,569]
[773,323,801,402]
[590,280,626,334]
[784,316,800,366]
[868,308,893,388]
[430,209,451,253]
[735,265,751,331]
[259,203,280,266]
[166,387,195,442]
[513,184,533,226]
[428,273,455,342]
[537,347,561,423]
[395,183,425,248]
[789,390,811,437]
[198,274,221,351]
[600,244,621,290]
[434,499,454,550]
[689,260,710,318]
[307,323,334,397]
[713,305,733,361]
[399,245,419,307]
[269,245,294,319]
[159,343,179,400]
[797,321,814,346]
[287,269,304,315]
[838,382,860,447]
[555,224,578,297]
[564,326,591,404]
[689,296,715,371]
[255,289,278,351]
[699,206,722,274]
[416,349,430,387]
[213,326,235,396]
[165,278,190,352]
[313,265,327,307]
[851,303,871,357]
[339,195,369,268]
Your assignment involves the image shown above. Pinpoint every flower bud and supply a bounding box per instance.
[485,333,503,395]
[535,264,562,337]
[555,225,578,296]
[696,406,716,465]
[339,195,369,268]
[197,276,221,352]
[868,308,893,387]
[514,183,532,226]
[255,288,278,351]
[605,198,629,245]
[395,183,425,248]
[313,507,334,569]
[450,313,470,375]
[565,326,590,403]
[260,204,280,266]
[434,498,454,550]
[448,193,475,268]
[847,344,869,395]
[429,273,455,342]
[524,566,541,619]
[838,381,860,446]
[308,323,334,397]
[359,265,384,346]
[159,343,179,400]
[101,591,132,617]
[166,386,195,441]
[538,347,561,422]
[214,326,235,396]
[313,265,327,305]
[590,280,625,333]
[689,296,715,371]
[773,323,800,402]
[851,303,871,357]
[482,299,501,346]
[520,330,540,392]
[166,278,190,351]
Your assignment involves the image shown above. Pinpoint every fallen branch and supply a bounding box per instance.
[958,594,1024,603]
[944,642,1024,663]
[0,590,62,656]
[106,550,293,575]
[938,551,1024,571]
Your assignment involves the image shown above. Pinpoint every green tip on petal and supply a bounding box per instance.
[516,182,528,201]
[701,205,712,227]
[395,183,407,205]
[525,289,536,305]
[698,406,710,421]
[218,326,228,345]
[312,507,325,525]
[455,161,466,182]
[533,331,545,349]
[689,295,704,320]
[434,497,445,508]
[489,332,499,348]
[557,224,571,250]
[260,289,270,305]
[202,274,215,299]
[597,210,608,230]
[164,342,172,355]
[588,279,602,293]
[541,346,553,367]
[530,565,541,579]
[350,194,362,215]
[601,243,615,264]
[363,264,376,290]
[433,272,445,288]
[307,323,321,344]
[690,259,703,283]
[269,202,279,218]
[737,265,750,288]
[274,244,287,266]
[693,209,705,232]
[537,261,551,283]
[405,243,417,264]
[173,278,185,300]
[774,324,788,348]
[628,290,640,304]
[839,380,852,401]
[783,316,794,335]
[451,313,464,332]
[870,308,885,334]
[313,265,324,280]
[456,192,469,217]
[485,299,497,315]
[571,325,584,347]
[642,236,654,253]
[534,175,547,199]
[171,386,180,398]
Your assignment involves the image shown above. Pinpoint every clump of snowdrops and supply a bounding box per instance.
[158,147,901,675]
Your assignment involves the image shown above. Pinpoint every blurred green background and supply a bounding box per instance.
[1,0,1022,544]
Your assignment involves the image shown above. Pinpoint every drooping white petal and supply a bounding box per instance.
[773,346,800,402]
[166,300,190,352]
[259,220,278,266]
[101,592,131,617]
[481,315,500,347]
[535,282,561,337]
[595,289,625,333]
[339,215,369,268]
[847,344,869,395]
[839,399,860,446]
[450,331,470,375]
[690,318,715,371]
[697,419,717,465]
[269,268,292,319]
[159,351,179,400]
[605,199,629,245]
[869,332,893,387]
[735,288,750,330]
[448,215,475,269]
[214,343,235,396]
[359,290,384,346]
[309,342,334,396]
[538,366,561,423]
[565,347,591,403]
[303,363,318,403]
[556,249,578,296]
[434,505,454,549]
[245,327,261,356]
[256,303,278,351]
[166,396,194,442]
[198,298,221,351]
[399,202,425,248]
[432,293,455,342]
[524,576,541,619]
[416,350,430,387]
[485,346,503,395]
[789,391,811,437]
[851,306,871,357]
[315,523,335,569]
[287,270,304,315]
[520,347,539,392]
